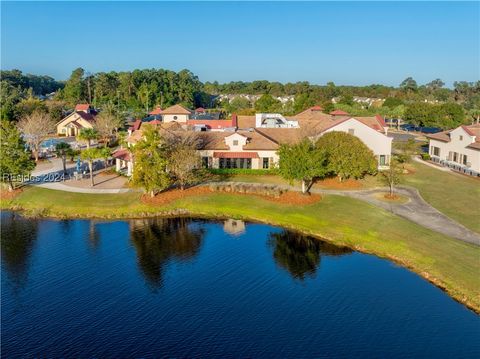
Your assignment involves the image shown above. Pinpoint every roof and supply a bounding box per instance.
[426,124,480,150]
[149,107,162,115]
[236,115,256,129]
[195,107,206,113]
[254,128,307,145]
[160,104,192,115]
[112,148,132,161]
[132,119,142,131]
[76,111,96,123]
[75,104,90,112]
[187,119,234,129]
[426,131,450,142]
[330,110,349,116]
[310,105,323,111]
[213,152,259,158]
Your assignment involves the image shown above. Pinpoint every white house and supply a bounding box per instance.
[427,124,480,176]
[159,104,191,123]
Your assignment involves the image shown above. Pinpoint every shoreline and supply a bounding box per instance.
[2,190,479,315]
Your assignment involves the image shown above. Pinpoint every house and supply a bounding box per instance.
[56,104,96,136]
[159,104,192,123]
[113,104,393,175]
[426,124,480,176]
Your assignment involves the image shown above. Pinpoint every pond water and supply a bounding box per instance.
[1,212,479,358]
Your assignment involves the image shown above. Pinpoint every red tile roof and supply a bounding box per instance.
[187,119,234,129]
[149,107,162,115]
[375,114,386,127]
[132,119,142,131]
[231,114,238,128]
[195,107,206,113]
[75,104,90,112]
[213,152,259,158]
[160,104,192,115]
[330,110,349,116]
[112,148,132,161]
[310,105,323,111]
[76,111,96,123]
[148,119,162,125]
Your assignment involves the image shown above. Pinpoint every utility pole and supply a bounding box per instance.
[86,71,92,104]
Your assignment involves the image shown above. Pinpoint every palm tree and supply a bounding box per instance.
[80,148,101,187]
[55,142,72,176]
[77,128,98,149]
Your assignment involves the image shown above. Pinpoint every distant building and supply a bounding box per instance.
[427,124,480,176]
[56,104,96,136]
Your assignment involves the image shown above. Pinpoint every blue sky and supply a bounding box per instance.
[1,1,479,86]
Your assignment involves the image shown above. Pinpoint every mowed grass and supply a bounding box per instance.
[2,185,479,312]
[403,161,480,233]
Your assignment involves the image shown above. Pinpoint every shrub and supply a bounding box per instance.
[421,153,431,161]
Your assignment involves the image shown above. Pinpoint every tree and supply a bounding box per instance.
[400,77,418,93]
[468,108,480,124]
[278,139,327,194]
[0,121,35,191]
[132,127,171,197]
[382,97,404,108]
[80,148,102,187]
[315,132,377,181]
[94,110,123,146]
[321,101,335,113]
[426,78,445,91]
[167,134,203,190]
[381,159,402,197]
[99,147,112,169]
[403,102,433,127]
[438,102,465,129]
[55,142,72,176]
[62,68,86,105]
[77,128,99,149]
[17,111,54,161]
[394,138,419,165]
[255,94,282,113]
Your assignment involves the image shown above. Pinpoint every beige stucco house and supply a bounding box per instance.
[56,104,96,136]
[159,104,191,123]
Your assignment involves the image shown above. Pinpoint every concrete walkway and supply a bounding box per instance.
[212,181,480,246]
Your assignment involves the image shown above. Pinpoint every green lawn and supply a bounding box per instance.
[403,161,480,233]
[2,186,479,312]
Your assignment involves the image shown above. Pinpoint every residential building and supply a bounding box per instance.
[426,124,480,176]
[56,104,96,136]
[159,104,191,123]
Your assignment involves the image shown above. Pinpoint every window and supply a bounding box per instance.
[348,128,355,135]
[379,155,386,166]
[219,158,251,169]
[263,158,269,169]
[173,116,178,120]
[233,140,239,146]
[459,135,463,141]
[431,146,440,157]
[463,155,468,165]
[202,157,209,168]
[453,152,458,163]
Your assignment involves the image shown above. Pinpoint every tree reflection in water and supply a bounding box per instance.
[268,230,352,280]
[1,212,39,291]
[130,218,205,290]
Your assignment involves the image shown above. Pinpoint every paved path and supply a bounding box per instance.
[211,181,480,246]
[30,158,134,194]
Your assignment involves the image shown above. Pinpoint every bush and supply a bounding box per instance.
[421,153,431,161]
[208,168,278,176]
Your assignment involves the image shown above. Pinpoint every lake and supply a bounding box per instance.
[2,211,479,358]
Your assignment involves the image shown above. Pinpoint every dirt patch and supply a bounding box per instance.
[315,177,362,189]
[0,188,23,200]
[372,192,409,204]
[142,186,321,206]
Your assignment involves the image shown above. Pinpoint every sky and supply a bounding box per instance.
[1,1,479,87]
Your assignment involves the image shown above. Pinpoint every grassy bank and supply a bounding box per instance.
[2,186,479,313]
[403,161,480,233]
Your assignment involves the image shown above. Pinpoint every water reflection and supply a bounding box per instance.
[268,230,352,280]
[1,212,39,290]
[130,218,205,290]
[223,219,246,236]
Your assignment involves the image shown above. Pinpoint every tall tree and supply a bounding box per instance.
[55,142,72,176]
[80,148,102,187]
[62,68,86,105]
[399,77,418,93]
[17,111,54,161]
[167,134,203,190]
[255,94,282,113]
[77,128,99,149]
[278,139,327,194]
[94,109,123,146]
[0,121,35,191]
[132,127,171,197]
[315,132,377,181]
